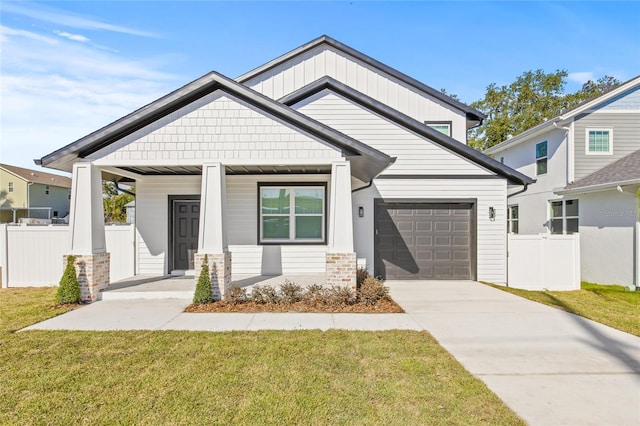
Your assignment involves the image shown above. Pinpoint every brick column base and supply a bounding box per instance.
[326,252,356,288]
[194,252,232,300]
[64,253,110,303]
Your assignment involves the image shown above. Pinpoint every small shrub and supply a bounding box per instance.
[358,276,390,306]
[56,255,81,304]
[302,284,327,306]
[356,267,370,289]
[279,280,303,304]
[193,255,213,304]
[226,284,247,304]
[251,285,280,304]
[325,285,356,307]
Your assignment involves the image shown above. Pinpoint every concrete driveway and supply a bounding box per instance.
[387,280,640,426]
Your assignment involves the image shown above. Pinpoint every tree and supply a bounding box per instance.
[56,255,81,304]
[103,182,134,223]
[193,255,213,304]
[469,70,621,151]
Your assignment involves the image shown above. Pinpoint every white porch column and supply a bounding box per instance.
[326,161,356,287]
[195,162,231,299]
[67,162,109,302]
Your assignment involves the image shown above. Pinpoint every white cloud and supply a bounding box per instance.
[0,25,179,170]
[568,71,595,84]
[54,30,90,43]
[1,2,159,38]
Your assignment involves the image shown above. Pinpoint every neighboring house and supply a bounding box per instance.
[35,35,531,301]
[0,163,72,223]
[485,76,640,287]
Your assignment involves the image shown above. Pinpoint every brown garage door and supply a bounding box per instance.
[374,202,475,280]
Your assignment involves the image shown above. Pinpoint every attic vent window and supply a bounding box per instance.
[425,121,452,137]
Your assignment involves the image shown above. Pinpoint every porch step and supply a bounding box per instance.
[100,275,195,301]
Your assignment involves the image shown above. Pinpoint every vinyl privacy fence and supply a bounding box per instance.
[507,234,581,291]
[0,224,135,288]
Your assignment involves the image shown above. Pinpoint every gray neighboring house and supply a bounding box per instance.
[486,76,640,287]
[0,163,72,223]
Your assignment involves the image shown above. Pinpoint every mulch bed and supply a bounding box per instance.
[185,299,404,313]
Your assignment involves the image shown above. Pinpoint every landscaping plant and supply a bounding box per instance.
[226,284,247,304]
[56,255,81,304]
[358,276,391,306]
[193,255,213,304]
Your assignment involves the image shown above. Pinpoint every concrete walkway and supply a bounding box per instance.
[23,279,640,425]
[387,280,640,426]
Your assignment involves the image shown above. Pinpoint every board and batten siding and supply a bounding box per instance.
[353,178,508,284]
[88,91,342,167]
[573,111,640,180]
[243,45,469,142]
[135,174,330,276]
[294,90,493,176]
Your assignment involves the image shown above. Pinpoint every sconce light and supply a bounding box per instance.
[358,206,364,218]
[489,207,495,221]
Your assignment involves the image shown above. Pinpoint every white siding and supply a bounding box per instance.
[243,46,469,142]
[135,176,201,275]
[352,178,508,284]
[295,90,493,175]
[135,174,331,275]
[88,91,342,167]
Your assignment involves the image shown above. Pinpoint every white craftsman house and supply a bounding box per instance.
[485,76,640,287]
[37,35,532,301]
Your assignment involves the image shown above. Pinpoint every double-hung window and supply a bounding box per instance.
[508,205,519,234]
[45,185,50,195]
[259,184,326,243]
[550,199,579,234]
[8,182,13,193]
[536,141,547,175]
[425,121,452,137]
[586,129,613,155]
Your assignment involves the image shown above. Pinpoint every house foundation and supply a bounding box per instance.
[64,253,110,302]
[194,252,232,300]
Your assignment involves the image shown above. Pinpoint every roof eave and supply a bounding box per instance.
[555,178,640,195]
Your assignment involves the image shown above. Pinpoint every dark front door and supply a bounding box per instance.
[375,202,475,280]
[172,200,200,271]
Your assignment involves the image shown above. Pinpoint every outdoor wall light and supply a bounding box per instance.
[489,207,495,221]
[359,206,364,218]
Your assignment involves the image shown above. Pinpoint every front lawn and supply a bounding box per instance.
[485,282,640,337]
[0,287,78,333]
[0,288,524,425]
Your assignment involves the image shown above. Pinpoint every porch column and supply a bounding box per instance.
[195,162,231,300]
[326,161,356,288]
[67,162,109,302]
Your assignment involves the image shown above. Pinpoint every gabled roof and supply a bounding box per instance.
[556,149,640,194]
[279,77,534,186]
[236,35,487,123]
[485,75,640,155]
[0,163,71,188]
[35,71,394,183]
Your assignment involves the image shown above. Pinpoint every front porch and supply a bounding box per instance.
[100,273,328,300]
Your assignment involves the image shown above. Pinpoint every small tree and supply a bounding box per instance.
[56,256,81,304]
[193,255,213,304]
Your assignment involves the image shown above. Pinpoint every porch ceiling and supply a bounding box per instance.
[108,164,332,180]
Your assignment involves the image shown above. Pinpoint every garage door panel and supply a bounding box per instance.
[375,202,474,280]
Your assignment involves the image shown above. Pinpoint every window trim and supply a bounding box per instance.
[507,205,519,234]
[257,182,328,245]
[585,128,613,155]
[424,120,452,137]
[535,140,548,176]
[8,182,13,192]
[549,199,579,235]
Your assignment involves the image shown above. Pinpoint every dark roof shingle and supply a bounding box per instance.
[564,149,640,191]
[0,163,72,188]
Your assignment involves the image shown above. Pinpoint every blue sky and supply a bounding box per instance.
[1,1,639,172]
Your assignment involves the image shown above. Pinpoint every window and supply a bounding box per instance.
[8,182,13,192]
[536,141,547,175]
[508,205,519,234]
[45,185,50,195]
[586,129,613,155]
[425,121,452,137]
[550,200,579,234]
[259,184,326,243]
[500,157,504,164]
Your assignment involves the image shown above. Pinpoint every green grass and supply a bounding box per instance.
[0,287,77,333]
[485,282,640,337]
[0,288,524,425]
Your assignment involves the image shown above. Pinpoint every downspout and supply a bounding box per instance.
[352,180,373,193]
[553,122,572,185]
[26,182,33,221]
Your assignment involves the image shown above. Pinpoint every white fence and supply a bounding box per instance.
[507,234,580,291]
[0,224,135,288]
